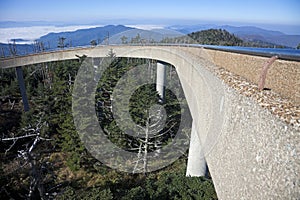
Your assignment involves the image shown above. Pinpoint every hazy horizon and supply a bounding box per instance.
[1,19,299,32]
[1,0,300,46]
[1,20,300,46]
[1,0,299,32]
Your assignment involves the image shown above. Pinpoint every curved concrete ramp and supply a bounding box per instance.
[1,45,299,199]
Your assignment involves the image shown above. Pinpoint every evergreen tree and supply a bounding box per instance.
[1,56,217,199]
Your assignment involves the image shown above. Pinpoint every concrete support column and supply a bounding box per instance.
[156,62,166,103]
[186,122,208,177]
[16,66,29,112]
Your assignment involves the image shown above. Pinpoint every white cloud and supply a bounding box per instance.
[0,25,102,44]
[126,24,165,30]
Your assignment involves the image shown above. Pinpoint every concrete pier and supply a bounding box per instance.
[156,62,166,103]
[16,66,29,112]
[186,122,208,177]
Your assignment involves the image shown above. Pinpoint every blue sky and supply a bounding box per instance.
[1,0,299,25]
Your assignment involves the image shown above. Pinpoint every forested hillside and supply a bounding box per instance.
[188,29,244,46]
[0,54,217,199]
[161,29,287,48]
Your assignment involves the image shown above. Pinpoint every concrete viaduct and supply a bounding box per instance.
[1,45,299,199]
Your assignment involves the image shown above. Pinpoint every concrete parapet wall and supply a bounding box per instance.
[2,46,299,106]
[204,49,300,105]
[207,85,300,199]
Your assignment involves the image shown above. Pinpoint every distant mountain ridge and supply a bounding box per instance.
[0,25,183,56]
[0,25,136,56]
[108,28,183,44]
[1,24,299,57]
[38,25,134,48]
[168,24,300,48]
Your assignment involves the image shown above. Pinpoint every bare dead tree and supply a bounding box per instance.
[57,37,66,49]
[33,40,46,53]
[132,105,172,174]
[1,47,5,57]
[1,118,51,199]
[8,39,17,56]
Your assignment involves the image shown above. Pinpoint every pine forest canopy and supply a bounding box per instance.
[0,55,217,199]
